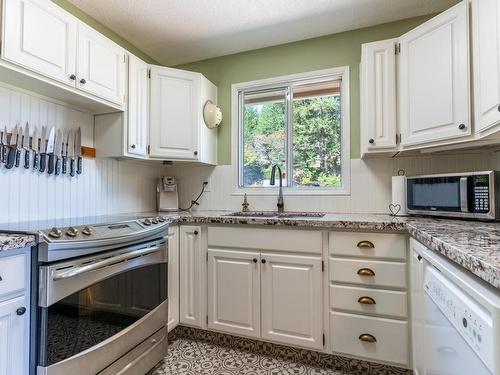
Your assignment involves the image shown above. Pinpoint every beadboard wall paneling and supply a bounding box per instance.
[165,152,495,214]
[0,84,163,224]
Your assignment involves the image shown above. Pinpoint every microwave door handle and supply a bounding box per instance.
[52,245,163,281]
[460,177,468,212]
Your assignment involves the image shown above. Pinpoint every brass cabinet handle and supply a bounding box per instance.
[359,334,377,343]
[358,296,376,305]
[357,240,374,249]
[357,268,375,277]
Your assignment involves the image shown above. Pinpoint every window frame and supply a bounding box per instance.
[231,66,350,196]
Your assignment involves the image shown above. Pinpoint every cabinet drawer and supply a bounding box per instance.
[330,311,409,366]
[329,232,406,260]
[208,227,322,254]
[330,285,407,318]
[330,258,406,289]
[0,253,27,298]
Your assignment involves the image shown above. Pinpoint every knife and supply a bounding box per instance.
[14,125,22,168]
[52,129,63,175]
[0,127,5,164]
[38,126,47,172]
[68,129,75,177]
[75,127,82,175]
[22,123,30,169]
[33,127,41,170]
[44,127,55,174]
[62,129,69,174]
[5,125,18,169]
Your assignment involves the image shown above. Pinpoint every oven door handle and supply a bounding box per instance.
[460,177,469,212]
[52,245,163,281]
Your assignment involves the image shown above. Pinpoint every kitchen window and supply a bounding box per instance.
[232,67,350,195]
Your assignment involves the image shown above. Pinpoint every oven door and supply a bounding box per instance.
[37,238,168,375]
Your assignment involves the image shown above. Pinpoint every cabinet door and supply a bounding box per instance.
[149,66,200,160]
[472,0,500,134]
[2,0,77,86]
[77,22,126,105]
[261,253,323,350]
[127,55,149,157]
[0,296,29,375]
[360,39,398,153]
[179,226,204,327]
[167,226,179,332]
[399,1,470,147]
[207,249,260,338]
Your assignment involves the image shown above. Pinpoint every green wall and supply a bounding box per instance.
[177,15,433,165]
[51,0,158,64]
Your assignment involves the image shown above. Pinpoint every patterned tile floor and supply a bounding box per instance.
[147,327,411,375]
[148,336,343,375]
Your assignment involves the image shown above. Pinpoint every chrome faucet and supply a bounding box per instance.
[270,164,284,213]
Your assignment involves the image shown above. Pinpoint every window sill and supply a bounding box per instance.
[232,187,351,196]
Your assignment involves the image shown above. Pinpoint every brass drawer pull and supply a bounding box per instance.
[359,334,377,343]
[357,240,374,249]
[358,296,376,305]
[357,268,375,277]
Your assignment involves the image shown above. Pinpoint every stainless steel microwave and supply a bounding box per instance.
[406,171,500,220]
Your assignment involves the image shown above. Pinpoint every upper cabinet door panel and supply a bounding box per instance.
[127,55,149,157]
[399,1,470,147]
[472,0,500,133]
[360,38,397,153]
[77,22,125,105]
[149,66,200,160]
[2,0,77,86]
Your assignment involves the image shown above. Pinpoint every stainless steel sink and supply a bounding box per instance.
[223,211,325,218]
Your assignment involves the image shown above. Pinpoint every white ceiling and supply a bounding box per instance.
[68,0,458,66]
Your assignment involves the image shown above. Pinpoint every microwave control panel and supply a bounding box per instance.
[472,175,490,213]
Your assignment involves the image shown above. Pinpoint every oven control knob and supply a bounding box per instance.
[142,218,152,226]
[48,227,62,239]
[158,217,166,223]
[66,227,78,238]
[82,226,92,236]
[151,217,159,224]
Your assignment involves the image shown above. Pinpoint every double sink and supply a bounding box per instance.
[223,211,325,219]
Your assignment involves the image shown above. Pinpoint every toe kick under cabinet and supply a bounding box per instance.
[329,232,410,367]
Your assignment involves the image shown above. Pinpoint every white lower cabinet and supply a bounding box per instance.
[179,225,204,327]
[207,249,260,338]
[168,226,180,332]
[261,253,323,349]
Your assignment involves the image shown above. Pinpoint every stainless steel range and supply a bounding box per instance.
[33,215,170,375]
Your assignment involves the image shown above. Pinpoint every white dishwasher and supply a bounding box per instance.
[411,238,500,375]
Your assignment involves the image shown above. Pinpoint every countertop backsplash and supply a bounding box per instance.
[166,152,498,214]
[0,83,165,224]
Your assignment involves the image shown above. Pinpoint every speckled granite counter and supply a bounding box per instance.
[0,233,36,252]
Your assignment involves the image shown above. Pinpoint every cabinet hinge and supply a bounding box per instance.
[206,315,209,324]
[123,55,126,63]
[206,253,208,262]
[322,334,325,346]
[321,260,325,272]
[147,69,151,79]
[395,43,401,55]
[147,145,151,155]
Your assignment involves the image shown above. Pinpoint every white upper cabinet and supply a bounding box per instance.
[150,66,200,160]
[398,1,470,147]
[360,38,398,155]
[2,0,77,86]
[77,22,126,105]
[149,66,217,164]
[472,0,500,134]
[127,54,149,157]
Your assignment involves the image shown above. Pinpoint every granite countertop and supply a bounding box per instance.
[0,233,37,252]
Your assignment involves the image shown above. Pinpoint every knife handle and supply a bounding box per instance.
[62,156,67,174]
[24,150,30,169]
[14,149,20,168]
[47,154,54,174]
[70,158,75,177]
[39,153,46,173]
[55,157,61,176]
[33,152,39,170]
[0,145,4,163]
[5,147,15,169]
[77,156,82,175]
